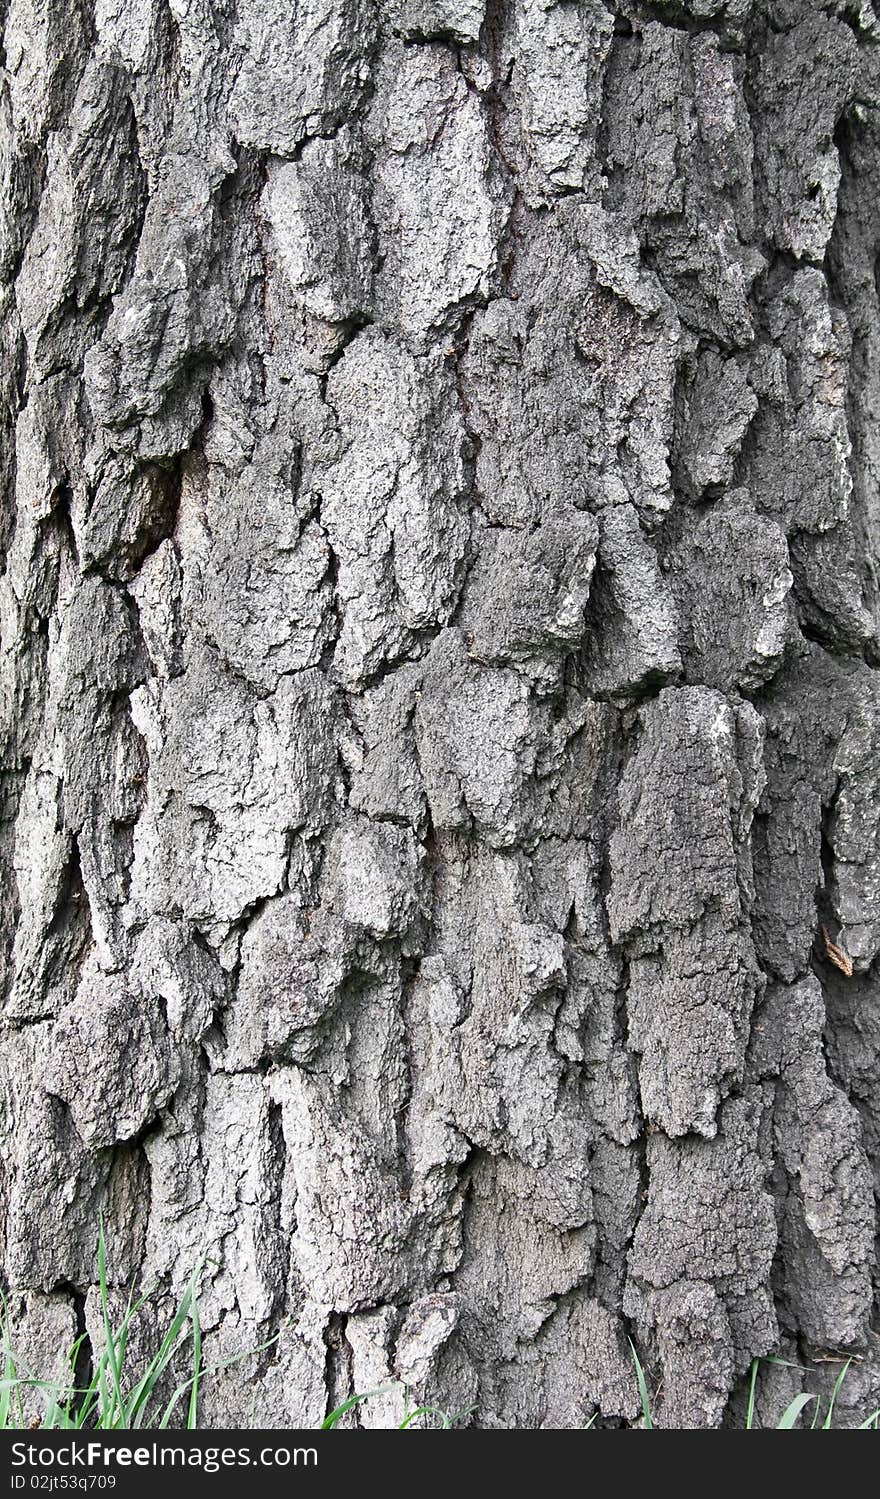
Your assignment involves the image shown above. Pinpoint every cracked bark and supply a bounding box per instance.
[1,0,880,1431]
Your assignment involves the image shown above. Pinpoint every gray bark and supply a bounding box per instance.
[1,0,880,1431]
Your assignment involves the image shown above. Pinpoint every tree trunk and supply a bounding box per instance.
[1,0,879,1431]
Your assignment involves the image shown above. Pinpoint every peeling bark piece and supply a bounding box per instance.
[743,271,851,566]
[609,688,764,1135]
[347,1306,407,1430]
[667,491,794,693]
[750,978,875,1351]
[231,0,377,153]
[395,1292,461,1386]
[536,1297,640,1426]
[751,648,860,982]
[650,1282,733,1430]
[460,510,598,686]
[324,817,426,942]
[128,539,183,680]
[752,13,858,262]
[746,269,873,652]
[3,1291,78,1424]
[673,349,757,497]
[183,437,335,691]
[581,503,681,700]
[456,917,577,1167]
[6,767,85,1020]
[349,1295,478,1431]
[270,1067,414,1311]
[609,687,763,942]
[477,1293,640,1428]
[84,151,250,457]
[78,457,178,581]
[454,1153,595,1366]
[5,1095,105,1289]
[131,916,224,1042]
[93,0,164,73]
[140,1058,211,1286]
[462,202,679,527]
[748,272,851,537]
[12,374,80,524]
[129,649,337,930]
[347,664,427,825]
[403,959,469,1174]
[2,1027,109,1289]
[219,897,351,1070]
[43,575,146,971]
[383,0,485,43]
[262,126,373,333]
[413,626,557,851]
[4,0,88,145]
[317,330,469,686]
[828,83,880,658]
[627,918,763,1139]
[829,691,880,970]
[208,1307,329,1428]
[41,964,176,1150]
[605,27,761,345]
[367,42,507,346]
[199,1073,287,1325]
[625,1093,778,1428]
[15,61,145,377]
[510,0,613,199]
[787,524,876,658]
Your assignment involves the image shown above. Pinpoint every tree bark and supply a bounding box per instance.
[2,0,880,1431]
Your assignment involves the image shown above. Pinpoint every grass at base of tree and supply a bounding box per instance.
[1,1232,878,1430]
[1,1225,207,1430]
[629,1343,880,1431]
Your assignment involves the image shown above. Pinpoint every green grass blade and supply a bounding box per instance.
[155,1330,282,1432]
[0,1296,26,1431]
[97,1222,125,1427]
[776,1393,815,1429]
[157,1377,195,1430]
[628,1339,653,1430]
[61,1333,90,1426]
[445,1407,475,1427]
[822,1360,851,1430]
[124,1269,201,1427]
[321,1386,402,1429]
[399,1405,453,1429]
[0,1348,18,1430]
[187,1294,202,1431]
[0,1358,24,1431]
[745,1357,759,1430]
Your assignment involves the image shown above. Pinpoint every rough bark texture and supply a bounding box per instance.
[2,0,880,1431]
